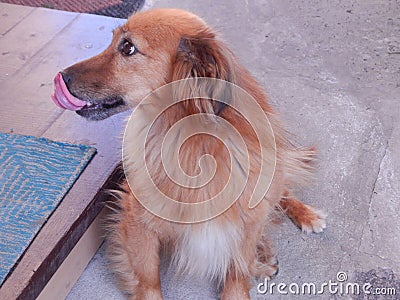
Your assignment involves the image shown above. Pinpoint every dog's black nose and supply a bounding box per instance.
[61,72,73,87]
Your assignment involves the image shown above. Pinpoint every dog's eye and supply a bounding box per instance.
[120,40,136,56]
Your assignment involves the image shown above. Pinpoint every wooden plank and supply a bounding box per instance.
[36,208,108,300]
[0,6,76,136]
[0,10,125,136]
[0,166,125,300]
[0,6,77,83]
[0,6,128,299]
[0,3,34,36]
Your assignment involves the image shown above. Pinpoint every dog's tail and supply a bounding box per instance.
[281,145,317,188]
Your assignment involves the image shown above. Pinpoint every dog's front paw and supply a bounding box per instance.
[255,248,279,279]
[261,256,279,279]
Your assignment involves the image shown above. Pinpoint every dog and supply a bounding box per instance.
[52,8,326,299]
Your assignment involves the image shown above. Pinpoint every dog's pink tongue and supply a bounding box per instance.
[51,73,87,111]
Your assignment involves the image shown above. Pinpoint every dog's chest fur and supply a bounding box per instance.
[171,220,246,282]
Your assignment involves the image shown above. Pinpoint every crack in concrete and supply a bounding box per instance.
[357,124,392,253]
[358,249,400,265]
[336,255,346,276]
[369,140,389,207]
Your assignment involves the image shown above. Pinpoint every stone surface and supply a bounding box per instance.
[67,0,400,299]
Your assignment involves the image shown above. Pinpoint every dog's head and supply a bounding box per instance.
[52,9,237,120]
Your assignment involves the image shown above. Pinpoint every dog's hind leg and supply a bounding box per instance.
[279,191,327,234]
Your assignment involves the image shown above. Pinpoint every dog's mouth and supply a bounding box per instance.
[51,73,127,120]
[75,96,126,120]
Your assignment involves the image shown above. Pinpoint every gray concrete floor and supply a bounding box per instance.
[67,0,400,299]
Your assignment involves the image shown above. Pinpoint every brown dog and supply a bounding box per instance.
[52,8,326,300]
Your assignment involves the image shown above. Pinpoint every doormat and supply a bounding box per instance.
[0,132,96,285]
[1,0,145,18]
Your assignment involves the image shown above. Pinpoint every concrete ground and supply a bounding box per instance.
[67,0,400,299]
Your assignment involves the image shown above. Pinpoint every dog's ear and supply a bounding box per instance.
[172,31,237,115]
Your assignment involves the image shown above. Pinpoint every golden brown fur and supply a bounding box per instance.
[60,8,326,300]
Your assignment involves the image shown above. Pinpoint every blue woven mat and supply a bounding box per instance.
[0,132,96,285]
